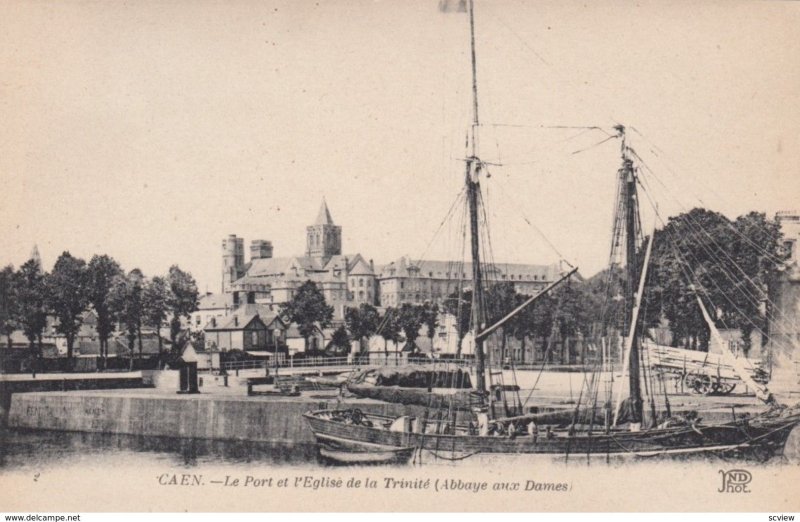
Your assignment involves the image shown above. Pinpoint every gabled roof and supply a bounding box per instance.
[244,257,297,278]
[285,322,325,339]
[348,256,374,276]
[107,332,169,356]
[233,304,287,328]
[1,330,33,346]
[205,313,267,332]
[198,292,235,310]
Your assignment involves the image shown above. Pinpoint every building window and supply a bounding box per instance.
[400,281,405,289]
[359,278,364,287]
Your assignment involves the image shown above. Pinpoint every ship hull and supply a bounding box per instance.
[303,408,800,461]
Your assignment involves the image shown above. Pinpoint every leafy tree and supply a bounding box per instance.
[551,281,588,338]
[420,302,439,352]
[281,280,333,354]
[396,303,424,352]
[643,209,754,351]
[16,259,48,365]
[109,269,145,369]
[443,289,472,356]
[344,303,380,357]
[582,265,626,337]
[485,283,518,362]
[378,307,402,357]
[639,208,786,354]
[729,212,784,351]
[87,255,123,369]
[327,326,351,356]
[0,265,19,351]
[166,265,199,350]
[46,252,89,367]
[548,280,589,364]
[142,276,173,355]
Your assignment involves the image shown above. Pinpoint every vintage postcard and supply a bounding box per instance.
[1,0,799,514]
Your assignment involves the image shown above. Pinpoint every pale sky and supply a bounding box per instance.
[2,0,799,291]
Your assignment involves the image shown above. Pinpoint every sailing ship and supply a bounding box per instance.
[303,0,800,464]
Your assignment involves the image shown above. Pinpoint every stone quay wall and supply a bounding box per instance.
[7,391,424,444]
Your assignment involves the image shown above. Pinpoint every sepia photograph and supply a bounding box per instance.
[1,0,799,515]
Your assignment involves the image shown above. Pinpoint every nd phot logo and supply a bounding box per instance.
[717,469,752,493]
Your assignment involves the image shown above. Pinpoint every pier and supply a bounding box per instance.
[6,367,794,451]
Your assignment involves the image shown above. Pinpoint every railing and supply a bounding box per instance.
[220,356,480,372]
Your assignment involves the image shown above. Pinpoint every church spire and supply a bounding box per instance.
[29,244,42,270]
[306,198,341,259]
[315,198,335,226]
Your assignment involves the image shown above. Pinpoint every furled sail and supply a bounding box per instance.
[694,293,775,405]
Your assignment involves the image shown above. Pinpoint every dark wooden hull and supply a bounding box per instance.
[303,408,800,460]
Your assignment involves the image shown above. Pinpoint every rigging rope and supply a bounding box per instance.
[632,149,800,344]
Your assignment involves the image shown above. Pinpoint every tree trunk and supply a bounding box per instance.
[66,335,75,372]
[128,334,135,371]
[28,338,36,375]
[500,330,507,363]
[520,335,526,364]
[170,318,181,353]
[137,322,143,361]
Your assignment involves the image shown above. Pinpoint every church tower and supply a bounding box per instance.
[221,234,245,293]
[306,198,341,260]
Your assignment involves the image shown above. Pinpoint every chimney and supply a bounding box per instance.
[250,240,274,261]
[234,316,239,327]
[369,259,374,271]
[211,318,216,327]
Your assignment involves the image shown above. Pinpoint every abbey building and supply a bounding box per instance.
[219,199,377,321]
[199,198,560,327]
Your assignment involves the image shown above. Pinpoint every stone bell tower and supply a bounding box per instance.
[306,198,341,261]
[221,234,245,293]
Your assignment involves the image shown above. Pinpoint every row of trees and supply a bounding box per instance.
[316,209,784,359]
[278,281,442,358]
[641,209,784,353]
[0,252,199,370]
[345,301,440,357]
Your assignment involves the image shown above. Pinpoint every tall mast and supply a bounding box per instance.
[466,0,486,396]
[620,126,643,424]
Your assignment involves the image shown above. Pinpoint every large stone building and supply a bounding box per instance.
[218,200,377,321]
[378,256,561,307]
[197,199,563,332]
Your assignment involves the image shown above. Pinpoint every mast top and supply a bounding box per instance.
[468,0,479,157]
